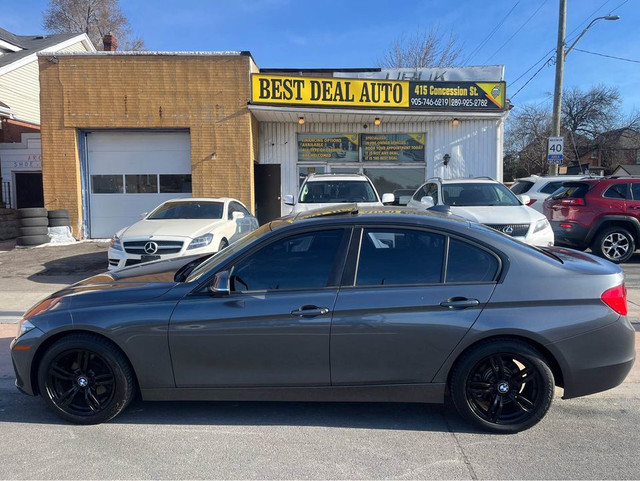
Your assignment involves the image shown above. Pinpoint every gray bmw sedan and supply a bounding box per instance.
[10,206,635,433]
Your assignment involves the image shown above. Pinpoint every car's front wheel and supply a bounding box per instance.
[37,334,135,424]
[592,227,635,264]
[450,339,554,433]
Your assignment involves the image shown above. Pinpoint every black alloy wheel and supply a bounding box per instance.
[450,339,554,433]
[38,334,135,424]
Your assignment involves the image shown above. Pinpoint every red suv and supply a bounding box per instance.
[543,177,640,263]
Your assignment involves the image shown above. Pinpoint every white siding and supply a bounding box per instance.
[259,119,504,214]
[0,60,40,124]
[0,40,90,125]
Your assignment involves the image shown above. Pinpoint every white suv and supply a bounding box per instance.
[510,175,596,213]
[284,173,393,214]
[407,177,554,246]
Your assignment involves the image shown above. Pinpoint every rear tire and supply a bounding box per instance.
[450,339,554,434]
[37,334,135,424]
[592,227,635,264]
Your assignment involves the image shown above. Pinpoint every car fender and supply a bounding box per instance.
[586,215,640,245]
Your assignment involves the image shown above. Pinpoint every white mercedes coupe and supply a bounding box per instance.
[107,198,258,270]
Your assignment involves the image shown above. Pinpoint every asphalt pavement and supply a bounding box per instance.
[0,240,639,479]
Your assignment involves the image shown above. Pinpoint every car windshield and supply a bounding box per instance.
[186,223,272,282]
[299,180,378,203]
[510,180,534,195]
[442,183,521,207]
[148,201,224,220]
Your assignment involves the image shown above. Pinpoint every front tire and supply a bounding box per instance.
[37,334,135,424]
[592,227,635,264]
[450,339,554,434]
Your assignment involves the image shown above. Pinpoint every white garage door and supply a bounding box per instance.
[87,131,191,238]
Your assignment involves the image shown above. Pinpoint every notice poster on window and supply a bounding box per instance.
[362,133,425,162]
[297,134,359,162]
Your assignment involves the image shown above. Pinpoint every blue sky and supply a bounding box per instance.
[3,0,639,115]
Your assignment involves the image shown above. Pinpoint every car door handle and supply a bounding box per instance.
[291,306,329,317]
[439,297,480,309]
[290,305,330,317]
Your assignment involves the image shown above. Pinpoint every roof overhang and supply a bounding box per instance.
[248,104,507,123]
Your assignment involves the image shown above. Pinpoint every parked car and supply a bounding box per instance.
[407,177,554,246]
[107,198,258,269]
[544,177,640,263]
[510,175,596,213]
[284,173,393,213]
[11,206,634,432]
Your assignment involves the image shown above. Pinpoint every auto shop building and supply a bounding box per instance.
[38,50,508,239]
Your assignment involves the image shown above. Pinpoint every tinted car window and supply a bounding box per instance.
[603,183,629,199]
[551,182,590,200]
[149,201,224,219]
[412,184,428,201]
[231,229,344,291]
[510,180,534,195]
[299,181,377,203]
[425,183,439,204]
[446,238,499,283]
[356,228,445,286]
[632,183,640,200]
[540,181,564,195]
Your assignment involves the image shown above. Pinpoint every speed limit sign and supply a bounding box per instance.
[547,137,564,164]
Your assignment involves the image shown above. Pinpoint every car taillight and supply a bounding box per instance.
[560,198,585,206]
[527,199,537,206]
[601,284,627,316]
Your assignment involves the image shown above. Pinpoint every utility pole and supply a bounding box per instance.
[550,0,567,175]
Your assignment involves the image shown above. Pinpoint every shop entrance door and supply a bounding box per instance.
[254,164,281,225]
[14,172,44,208]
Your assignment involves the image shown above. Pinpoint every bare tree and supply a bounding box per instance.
[43,0,144,50]
[378,27,462,69]
[504,103,553,177]
[562,84,620,138]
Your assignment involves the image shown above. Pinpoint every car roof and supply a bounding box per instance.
[437,178,498,184]
[161,197,233,203]
[305,173,370,182]
[271,204,469,231]
[515,175,595,182]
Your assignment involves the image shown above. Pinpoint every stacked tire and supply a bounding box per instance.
[17,208,50,247]
[48,209,70,228]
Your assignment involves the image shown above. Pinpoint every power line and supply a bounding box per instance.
[510,57,554,99]
[463,0,522,65]
[574,47,640,63]
[485,1,548,64]
[510,49,554,87]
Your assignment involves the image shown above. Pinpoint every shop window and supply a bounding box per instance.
[91,175,123,194]
[125,174,158,194]
[363,168,425,198]
[160,174,192,193]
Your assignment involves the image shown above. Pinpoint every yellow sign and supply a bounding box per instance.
[252,74,409,108]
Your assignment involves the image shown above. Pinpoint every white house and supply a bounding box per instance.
[0,27,94,209]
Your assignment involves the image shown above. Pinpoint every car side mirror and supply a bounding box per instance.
[283,194,295,206]
[381,193,395,205]
[209,270,230,296]
[139,212,148,219]
[232,211,245,220]
[420,196,435,208]
[518,194,531,205]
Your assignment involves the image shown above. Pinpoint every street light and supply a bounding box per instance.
[550,2,620,174]
[565,15,620,56]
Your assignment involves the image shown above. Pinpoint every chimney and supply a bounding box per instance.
[103,33,117,51]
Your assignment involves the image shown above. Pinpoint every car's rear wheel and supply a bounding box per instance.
[37,334,135,424]
[450,339,554,433]
[592,227,635,264]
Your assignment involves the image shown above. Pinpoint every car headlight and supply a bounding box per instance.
[187,233,214,250]
[15,319,36,339]
[109,235,123,251]
[533,218,550,234]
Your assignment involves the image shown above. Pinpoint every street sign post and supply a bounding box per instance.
[548,136,564,164]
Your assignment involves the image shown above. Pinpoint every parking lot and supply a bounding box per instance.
[0,240,639,479]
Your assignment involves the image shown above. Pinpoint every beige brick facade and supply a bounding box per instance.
[38,53,257,237]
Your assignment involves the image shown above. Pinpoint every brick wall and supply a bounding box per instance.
[38,54,256,237]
